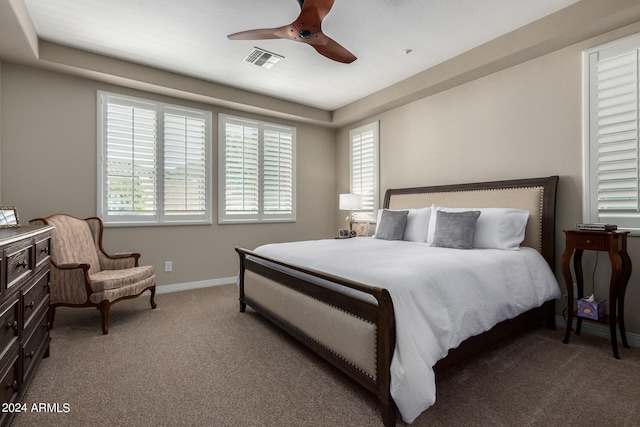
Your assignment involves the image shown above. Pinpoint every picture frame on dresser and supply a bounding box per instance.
[0,207,19,228]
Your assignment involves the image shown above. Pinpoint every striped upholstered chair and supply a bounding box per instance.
[30,214,156,334]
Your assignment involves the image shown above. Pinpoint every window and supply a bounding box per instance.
[97,91,212,226]
[219,114,296,223]
[349,121,379,221]
[584,34,640,233]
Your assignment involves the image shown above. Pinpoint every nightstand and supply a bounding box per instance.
[561,229,632,358]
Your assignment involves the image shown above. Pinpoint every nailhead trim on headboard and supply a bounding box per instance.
[382,176,559,270]
[386,186,545,252]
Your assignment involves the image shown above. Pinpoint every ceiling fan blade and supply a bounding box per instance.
[308,32,356,64]
[297,0,335,27]
[227,27,289,41]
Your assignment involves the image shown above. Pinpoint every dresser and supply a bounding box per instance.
[0,225,53,426]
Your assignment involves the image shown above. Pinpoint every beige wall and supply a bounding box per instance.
[336,22,640,335]
[0,64,337,286]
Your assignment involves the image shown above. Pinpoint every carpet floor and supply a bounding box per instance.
[11,284,640,426]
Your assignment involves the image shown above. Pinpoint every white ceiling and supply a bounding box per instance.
[22,0,579,111]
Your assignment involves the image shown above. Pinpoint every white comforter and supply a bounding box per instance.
[253,238,561,423]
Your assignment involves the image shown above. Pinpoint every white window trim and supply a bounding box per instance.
[583,33,640,235]
[349,121,379,223]
[218,113,296,224]
[97,91,212,227]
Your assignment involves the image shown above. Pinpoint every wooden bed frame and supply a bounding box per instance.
[236,176,559,426]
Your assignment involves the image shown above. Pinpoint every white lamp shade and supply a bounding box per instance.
[339,193,362,210]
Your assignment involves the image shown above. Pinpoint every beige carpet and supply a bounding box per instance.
[12,284,640,426]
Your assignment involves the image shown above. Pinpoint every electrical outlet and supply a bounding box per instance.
[164,261,173,272]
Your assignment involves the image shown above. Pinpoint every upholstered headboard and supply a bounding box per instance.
[383,176,559,269]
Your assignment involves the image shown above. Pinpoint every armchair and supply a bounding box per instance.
[30,214,156,334]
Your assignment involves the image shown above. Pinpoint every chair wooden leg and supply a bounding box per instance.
[98,301,111,335]
[149,286,157,309]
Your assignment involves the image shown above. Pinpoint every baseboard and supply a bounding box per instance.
[156,276,236,294]
[555,315,640,348]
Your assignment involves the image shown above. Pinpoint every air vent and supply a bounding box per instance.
[244,47,284,69]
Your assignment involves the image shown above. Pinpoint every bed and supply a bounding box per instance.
[235,176,560,425]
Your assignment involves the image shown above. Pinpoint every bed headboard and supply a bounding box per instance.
[383,176,559,269]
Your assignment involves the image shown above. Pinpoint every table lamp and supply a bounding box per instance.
[339,193,362,231]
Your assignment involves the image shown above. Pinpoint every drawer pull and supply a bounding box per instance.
[15,260,28,269]
[8,380,17,392]
[25,301,35,310]
[25,350,35,359]
[40,247,49,254]
[586,240,591,244]
[5,320,18,331]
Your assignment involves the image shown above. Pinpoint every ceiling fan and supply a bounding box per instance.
[227,0,357,64]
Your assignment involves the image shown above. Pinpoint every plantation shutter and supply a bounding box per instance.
[263,124,295,218]
[587,37,640,230]
[350,121,379,221]
[98,91,212,225]
[103,97,158,219]
[164,109,209,219]
[219,114,296,223]
[221,117,261,219]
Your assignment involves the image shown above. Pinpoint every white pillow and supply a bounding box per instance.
[403,207,431,242]
[428,206,529,250]
[374,207,432,242]
[426,204,438,245]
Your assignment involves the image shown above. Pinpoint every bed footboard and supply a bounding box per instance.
[236,247,397,426]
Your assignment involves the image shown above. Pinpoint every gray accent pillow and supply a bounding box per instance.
[432,210,481,249]
[375,209,409,240]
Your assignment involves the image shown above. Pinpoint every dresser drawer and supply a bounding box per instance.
[573,233,606,251]
[34,235,51,269]
[0,295,19,363]
[5,241,32,290]
[0,344,20,408]
[22,305,49,385]
[22,270,50,331]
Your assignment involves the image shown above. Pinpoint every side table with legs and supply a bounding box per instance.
[561,229,632,359]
